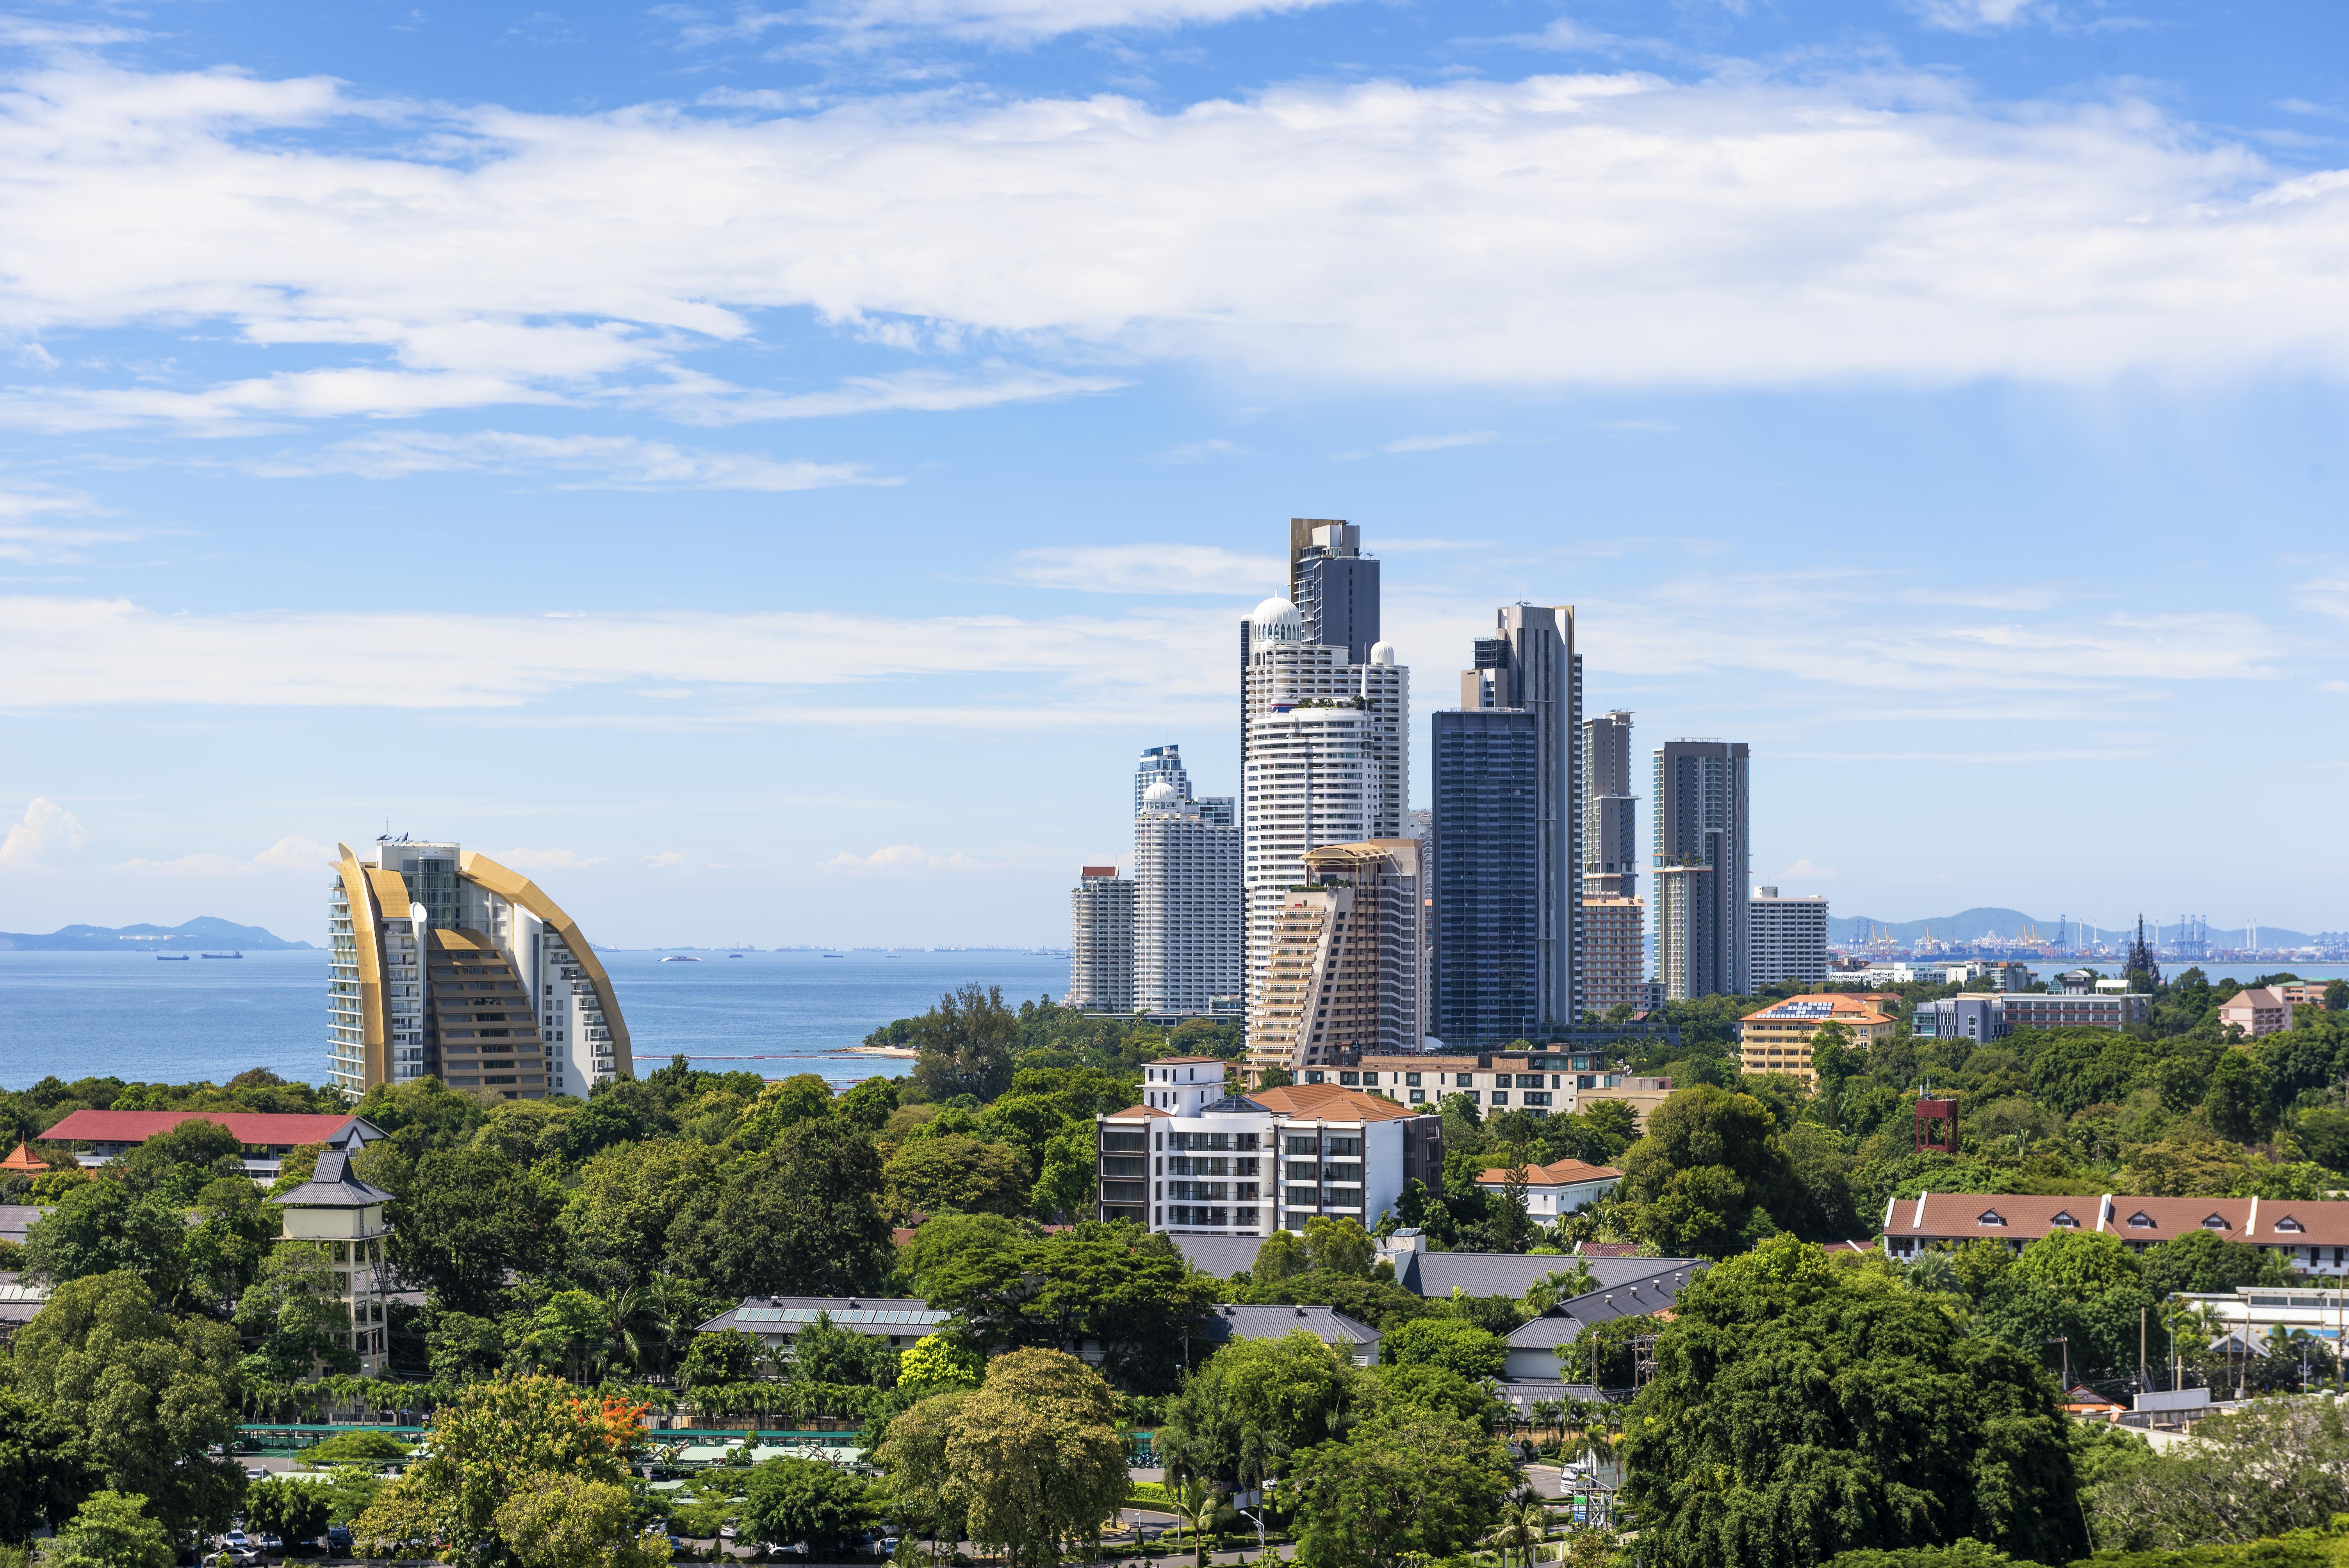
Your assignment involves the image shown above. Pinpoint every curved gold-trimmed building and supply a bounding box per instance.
[329,838,633,1100]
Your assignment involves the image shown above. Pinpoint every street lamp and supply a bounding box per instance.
[1234,1509,1267,1561]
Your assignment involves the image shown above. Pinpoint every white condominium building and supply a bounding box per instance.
[1750,886,1830,987]
[1066,866,1136,1013]
[1135,782,1242,1016]
[330,838,632,1100]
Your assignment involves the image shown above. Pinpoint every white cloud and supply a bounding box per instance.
[1778,859,1836,880]
[490,847,608,870]
[822,843,1009,871]
[642,851,689,867]
[0,595,1246,709]
[253,836,336,869]
[1159,438,1249,463]
[0,797,86,866]
[1003,544,1281,596]
[118,835,338,875]
[688,0,1355,46]
[1381,431,1500,455]
[0,489,154,563]
[0,57,2345,424]
[244,431,894,491]
[1906,0,2041,32]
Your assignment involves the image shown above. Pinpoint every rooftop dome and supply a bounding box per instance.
[1141,779,1183,811]
[1249,597,1305,642]
[1369,640,1397,666]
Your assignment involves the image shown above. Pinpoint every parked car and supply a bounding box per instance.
[259,1535,283,1552]
[223,1532,250,1550]
[243,1468,269,1482]
[324,1525,353,1555]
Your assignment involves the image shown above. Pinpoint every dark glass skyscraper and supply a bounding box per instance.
[1288,518,1381,663]
[1429,708,1540,1045]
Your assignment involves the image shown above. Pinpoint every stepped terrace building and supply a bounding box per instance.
[331,838,631,1099]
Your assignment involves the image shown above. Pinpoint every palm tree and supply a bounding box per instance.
[1170,1478,1221,1568]
[1486,1491,1551,1568]
[636,1273,702,1380]
[1532,1399,1564,1450]
[595,1284,672,1378]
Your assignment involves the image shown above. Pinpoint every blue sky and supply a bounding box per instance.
[1,0,2346,949]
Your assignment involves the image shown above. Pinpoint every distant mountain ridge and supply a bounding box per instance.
[0,916,313,951]
[1827,907,2322,949]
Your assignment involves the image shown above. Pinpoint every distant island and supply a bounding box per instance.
[0,916,313,951]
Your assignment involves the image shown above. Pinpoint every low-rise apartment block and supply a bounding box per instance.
[1913,991,2151,1038]
[1308,1048,1616,1112]
[1096,1079,1440,1238]
[1737,994,1899,1083]
[1882,1191,2349,1274]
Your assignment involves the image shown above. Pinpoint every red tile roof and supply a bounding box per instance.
[1100,1104,1173,1120]
[41,1109,362,1148]
[1248,1084,1422,1122]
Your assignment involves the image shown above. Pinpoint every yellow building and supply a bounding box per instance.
[1736,993,1897,1084]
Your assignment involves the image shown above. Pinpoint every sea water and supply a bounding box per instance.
[0,948,1071,1091]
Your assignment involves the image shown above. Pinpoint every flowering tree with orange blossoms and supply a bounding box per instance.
[356,1376,664,1567]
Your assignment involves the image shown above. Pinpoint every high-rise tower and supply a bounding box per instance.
[1288,519,1381,663]
[1067,867,1135,1012]
[1429,708,1540,1045]
[1579,708,1648,1016]
[1456,606,1581,1030]
[330,838,631,1100]
[1135,781,1242,1015]
[1651,740,1751,999]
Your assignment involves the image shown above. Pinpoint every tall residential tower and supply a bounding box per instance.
[1134,781,1242,1015]
[1651,740,1751,999]
[1451,606,1582,1031]
[330,838,631,1100]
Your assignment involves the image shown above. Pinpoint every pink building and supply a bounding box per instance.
[2217,985,2295,1038]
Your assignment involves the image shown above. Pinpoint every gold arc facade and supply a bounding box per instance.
[328,839,632,1100]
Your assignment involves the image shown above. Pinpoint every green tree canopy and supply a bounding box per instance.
[738,1456,870,1556]
[1617,1085,1791,1258]
[1382,1318,1507,1381]
[114,1119,248,1208]
[884,1135,1030,1222]
[1158,1329,1360,1494]
[11,1273,242,1534]
[556,1138,721,1293]
[38,1491,174,1568]
[22,1183,189,1304]
[908,985,1021,1103]
[0,1386,94,1542]
[1621,1235,2085,1568]
[1286,1408,1511,1568]
[386,1146,566,1316]
[943,1349,1129,1565]
[244,1475,333,1545]
[666,1119,892,1299]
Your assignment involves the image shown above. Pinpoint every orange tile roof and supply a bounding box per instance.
[1248,1084,1422,1122]
[0,1142,45,1173]
[1100,1104,1172,1120]
[1740,994,1895,1026]
[1883,1192,2349,1248]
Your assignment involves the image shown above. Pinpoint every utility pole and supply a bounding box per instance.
[2140,1307,2148,1392]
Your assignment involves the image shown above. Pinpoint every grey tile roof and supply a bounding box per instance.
[1195,1302,1381,1354]
[1492,1378,1609,1404]
[1396,1251,1704,1300]
[1505,1261,1710,1349]
[272,1151,394,1209]
[1171,1234,1268,1279]
[0,1206,43,1245]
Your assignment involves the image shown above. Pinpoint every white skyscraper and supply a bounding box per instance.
[1134,780,1242,1015]
[1134,745,1191,817]
[1750,886,1830,986]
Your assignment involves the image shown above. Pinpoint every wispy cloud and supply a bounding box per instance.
[822,843,1009,872]
[1905,0,2041,32]
[244,432,895,491]
[490,847,608,870]
[115,835,336,876]
[1335,431,1500,460]
[1002,544,1281,596]
[1159,438,1249,463]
